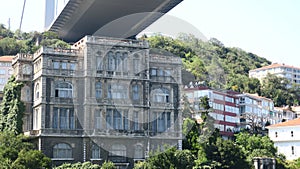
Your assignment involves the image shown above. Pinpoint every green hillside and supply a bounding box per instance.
[147,34,271,90]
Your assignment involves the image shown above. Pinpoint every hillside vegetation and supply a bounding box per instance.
[0,24,69,56]
[147,34,300,106]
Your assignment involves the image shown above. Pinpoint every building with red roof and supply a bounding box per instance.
[249,63,300,85]
[267,118,300,160]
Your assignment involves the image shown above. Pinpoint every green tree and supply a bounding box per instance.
[0,131,51,169]
[182,118,201,154]
[235,132,277,162]
[0,76,25,134]
[12,150,52,169]
[136,147,195,169]
[261,74,295,106]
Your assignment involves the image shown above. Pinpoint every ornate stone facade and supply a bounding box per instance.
[12,36,182,168]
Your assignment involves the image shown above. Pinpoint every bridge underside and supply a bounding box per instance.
[48,0,183,42]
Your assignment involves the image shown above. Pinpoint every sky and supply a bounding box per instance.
[0,0,299,66]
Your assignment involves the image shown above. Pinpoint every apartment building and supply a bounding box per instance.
[12,36,182,168]
[272,107,296,124]
[249,63,300,85]
[184,86,240,139]
[183,83,281,136]
[238,93,274,131]
[0,56,14,91]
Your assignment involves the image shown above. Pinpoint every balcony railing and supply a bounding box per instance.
[25,128,181,138]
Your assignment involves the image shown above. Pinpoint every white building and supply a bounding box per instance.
[249,63,300,86]
[267,118,300,160]
[238,93,274,130]
[0,56,14,91]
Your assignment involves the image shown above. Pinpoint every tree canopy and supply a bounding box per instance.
[0,24,70,56]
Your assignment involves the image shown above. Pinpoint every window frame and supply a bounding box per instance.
[55,82,73,98]
[53,143,73,159]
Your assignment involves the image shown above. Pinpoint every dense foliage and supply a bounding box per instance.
[147,34,299,106]
[0,76,25,134]
[0,131,51,169]
[147,34,270,88]
[0,24,69,56]
[55,161,116,169]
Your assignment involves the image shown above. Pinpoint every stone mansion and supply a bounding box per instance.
[12,36,182,168]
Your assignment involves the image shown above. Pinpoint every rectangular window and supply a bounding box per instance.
[60,108,68,129]
[133,112,139,131]
[113,111,122,130]
[133,85,139,100]
[52,108,74,129]
[0,78,5,84]
[53,108,58,128]
[70,63,76,70]
[167,112,171,129]
[33,109,39,130]
[158,112,166,132]
[96,56,102,70]
[123,111,128,130]
[53,61,60,69]
[108,84,127,99]
[151,69,157,76]
[61,62,67,69]
[95,110,102,129]
[133,59,139,73]
[95,82,102,99]
[152,113,157,133]
[159,69,164,76]
[0,70,6,74]
[92,144,101,159]
[106,109,113,129]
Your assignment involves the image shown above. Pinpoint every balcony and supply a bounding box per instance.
[15,74,32,82]
[86,129,180,138]
[33,46,79,59]
[42,129,83,135]
[82,36,149,49]
[12,53,33,64]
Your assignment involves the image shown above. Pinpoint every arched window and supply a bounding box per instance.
[35,83,40,99]
[95,82,102,99]
[92,143,101,159]
[134,145,143,159]
[55,82,73,98]
[53,143,72,158]
[152,88,170,103]
[107,52,115,71]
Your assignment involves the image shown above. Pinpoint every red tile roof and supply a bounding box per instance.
[0,56,14,62]
[250,63,300,72]
[267,118,300,128]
